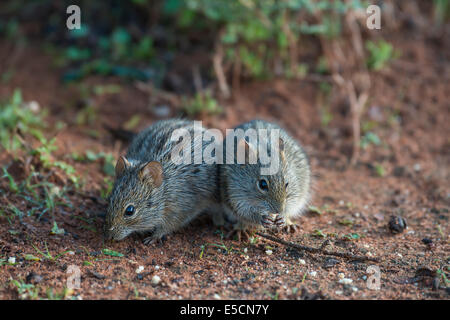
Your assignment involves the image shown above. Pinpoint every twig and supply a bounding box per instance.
[192,65,203,94]
[213,45,231,98]
[135,81,180,107]
[256,232,380,262]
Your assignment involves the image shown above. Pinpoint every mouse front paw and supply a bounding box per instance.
[225,221,254,242]
[225,229,252,242]
[282,218,299,234]
[143,234,168,245]
[260,214,285,229]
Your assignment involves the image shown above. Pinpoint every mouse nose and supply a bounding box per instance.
[103,225,115,240]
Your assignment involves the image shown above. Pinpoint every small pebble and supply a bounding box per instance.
[136,266,144,274]
[243,248,248,254]
[339,278,353,284]
[309,271,317,277]
[152,105,171,118]
[265,250,273,255]
[299,259,306,265]
[26,101,40,112]
[338,273,345,279]
[214,293,221,299]
[335,290,343,295]
[151,275,161,285]
[155,265,160,270]
[388,215,407,234]
[8,257,16,264]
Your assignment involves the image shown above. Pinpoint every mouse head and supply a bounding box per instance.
[226,137,288,216]
[104,156,165,241]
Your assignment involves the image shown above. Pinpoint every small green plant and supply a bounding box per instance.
[101,177,114,199]
[312,229,327,238]
[343,233,361,241]
[338,219,354,227]
[31,242,70,262]
[30,137,78,185]
[366,40,398,71]
[2,167,19,193]
[199,241,234,259]
[102,248,124,257]
[73,150,116,177]
[0,89,46,151]
[360,132,381,149]
[46,287,72,300]
[50,221,65,235]
[436,267,449,287]
[11,280,40,300]
[184,91,223,116]
[434,0,450,25]
[374,163,385,177]
[308,206,323,215]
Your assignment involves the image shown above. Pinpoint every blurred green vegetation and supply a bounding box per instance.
[1,0,448,87]
[1,0,448,88]
[0,0,371,85]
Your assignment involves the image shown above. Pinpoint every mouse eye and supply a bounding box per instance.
[258,179,269,192]
[124,205,135,217]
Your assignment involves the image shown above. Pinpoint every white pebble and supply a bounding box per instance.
[338,273,345,279]
[151,275,161,285]
[309,271,317,277]
[135,266,144,274]
[155,265,160,270]
[352,287,358,292]
[299,259,306,265]
[8,257,16,264]
[214,294,221,299]
[335,290,343,295]
[243,248,248,254]
[339,278,353,284]
[265,250,273,255]
[26,101,40,112]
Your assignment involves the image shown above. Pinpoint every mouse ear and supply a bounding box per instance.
[139,161,163,187]
[278,137,284,152]
[278,137,286,162]
[237,138,257,164]
[115,156,130,177]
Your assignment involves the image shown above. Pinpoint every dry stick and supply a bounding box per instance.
[212,46,230,99]
[256,232,380,263]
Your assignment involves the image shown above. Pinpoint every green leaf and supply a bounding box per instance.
[102,249,124,257]
[24,254,41,261]
[50,221,65,235]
